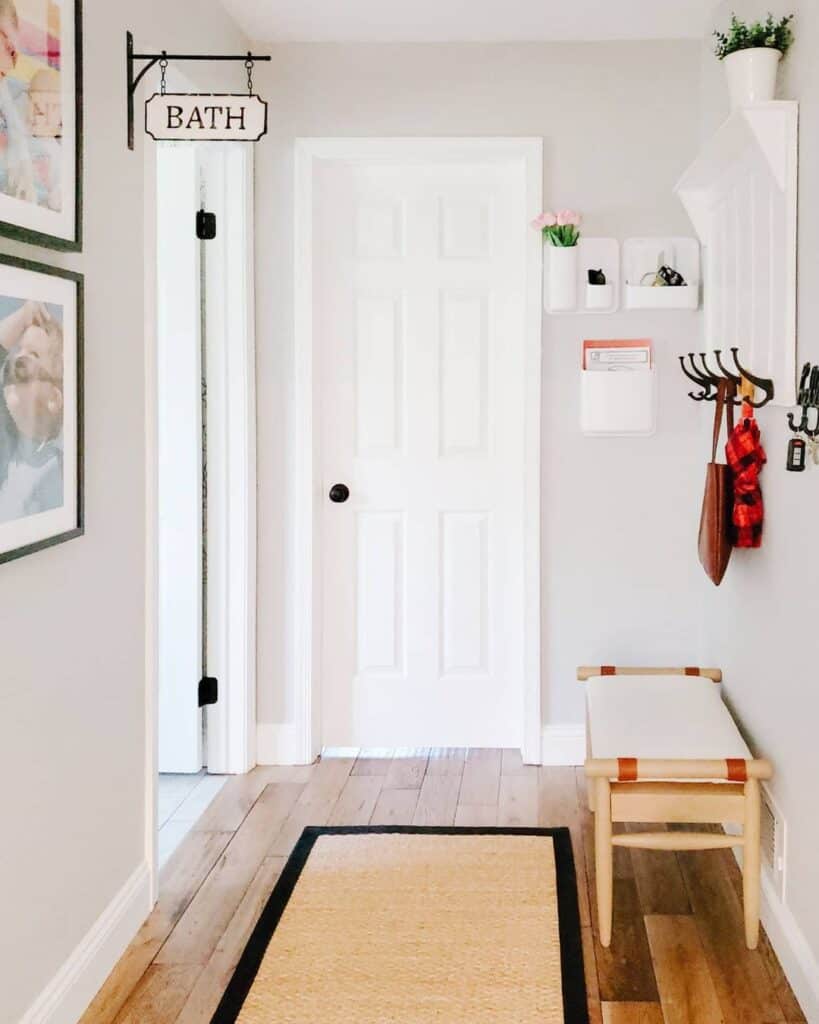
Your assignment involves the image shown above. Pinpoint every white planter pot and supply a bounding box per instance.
[723,48,781,108]
[548,245,578,312]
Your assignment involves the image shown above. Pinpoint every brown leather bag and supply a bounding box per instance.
[698,381,736,586]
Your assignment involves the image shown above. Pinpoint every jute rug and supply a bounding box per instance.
[211,826,588,1024]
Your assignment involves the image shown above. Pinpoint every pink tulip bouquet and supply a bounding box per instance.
[531,209,582,247]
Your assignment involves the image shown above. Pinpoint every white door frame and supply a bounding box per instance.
[144,142,257,898]
[200,145,258,777]
[292,137,543,765]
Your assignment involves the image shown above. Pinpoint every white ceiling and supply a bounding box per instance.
[221,0,715,43]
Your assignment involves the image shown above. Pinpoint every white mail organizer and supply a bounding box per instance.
[580,339,656,436]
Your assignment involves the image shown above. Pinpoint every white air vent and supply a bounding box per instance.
[760,785,786,901]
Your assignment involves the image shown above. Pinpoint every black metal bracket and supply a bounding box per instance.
[126,31,271,150]
[198,676,219,708]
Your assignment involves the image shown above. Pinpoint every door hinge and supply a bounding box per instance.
[196,208,217,240]
[199,676,218,707]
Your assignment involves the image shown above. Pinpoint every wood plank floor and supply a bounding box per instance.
[81,752,806,1024]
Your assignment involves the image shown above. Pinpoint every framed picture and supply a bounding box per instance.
[0,253,82,564]
[0,0,82,250]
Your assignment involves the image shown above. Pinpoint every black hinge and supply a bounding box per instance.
[198,676,218,707]
[196,209,217,240]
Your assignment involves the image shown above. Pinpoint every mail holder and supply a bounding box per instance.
[580,368,657,436]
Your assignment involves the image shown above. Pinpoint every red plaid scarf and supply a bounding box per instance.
[725,401,766,548]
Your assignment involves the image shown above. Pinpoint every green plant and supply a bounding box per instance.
[713,12,794,60]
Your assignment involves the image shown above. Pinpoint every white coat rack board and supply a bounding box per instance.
[676,101,799,407]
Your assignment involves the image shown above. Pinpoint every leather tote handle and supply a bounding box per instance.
[711,381,726,461]
[711,380,737,461]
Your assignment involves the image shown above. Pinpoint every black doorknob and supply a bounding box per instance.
[329,483,350,504]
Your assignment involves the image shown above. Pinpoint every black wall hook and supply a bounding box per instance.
[678,354,709,401]
[788,363,819,436]
[680,348,774,409]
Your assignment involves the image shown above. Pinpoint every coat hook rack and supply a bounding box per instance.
[678,348,775,408]
[126,31,272,150]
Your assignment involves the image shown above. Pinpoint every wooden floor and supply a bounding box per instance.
[81,750,805,1024]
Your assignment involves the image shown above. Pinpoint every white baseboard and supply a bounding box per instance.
[761,872,819,1023]
[726,833,819,1023]
[541,724,585,766]
[257,722,313,765]
[260,723,587,768]
[20,861,151,1024]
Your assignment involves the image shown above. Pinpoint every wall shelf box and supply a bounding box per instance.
[543,237,620,315]
[622,236,700,311]
[580,340,656,437]
[675,101,798,406]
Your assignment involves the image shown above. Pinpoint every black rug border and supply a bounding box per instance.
[210,826,589,1024]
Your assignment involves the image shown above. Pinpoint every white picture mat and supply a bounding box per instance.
[0,0,78,243]
[0,262,78,556]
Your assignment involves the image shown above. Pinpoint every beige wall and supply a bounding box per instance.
[252,41,705,730]
[701,1,819,1006]
[0,3,246,1021]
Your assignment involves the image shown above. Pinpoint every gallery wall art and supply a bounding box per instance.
[0,0,82,250]
[0,253,82,564]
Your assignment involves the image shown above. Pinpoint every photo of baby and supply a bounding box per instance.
[0,295,64,523]
[0,0,63,210]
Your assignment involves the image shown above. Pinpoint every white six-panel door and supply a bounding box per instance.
[315,155,530,749]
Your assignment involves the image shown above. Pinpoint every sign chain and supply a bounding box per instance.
[245,55,255,96]
[159,54,168,96]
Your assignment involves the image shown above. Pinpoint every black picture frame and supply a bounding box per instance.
[0,252,83,565]
[0,0,83,252]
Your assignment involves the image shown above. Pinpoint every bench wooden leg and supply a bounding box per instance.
[743,777,762,950]
[594,776,613,948]
[585,712,595,812]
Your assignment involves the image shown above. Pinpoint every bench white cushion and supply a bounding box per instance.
[587,675,751,763]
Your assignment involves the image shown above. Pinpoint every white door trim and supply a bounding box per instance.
[144,142,257,899]
[202,144,258,776]
[292,137,543,765]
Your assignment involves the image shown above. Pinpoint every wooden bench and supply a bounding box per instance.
[580,665,773,950]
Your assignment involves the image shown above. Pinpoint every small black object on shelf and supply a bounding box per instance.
[678,347,774,409]
[588,268,607,285]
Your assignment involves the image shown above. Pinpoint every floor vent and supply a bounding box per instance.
[760,784,786,900]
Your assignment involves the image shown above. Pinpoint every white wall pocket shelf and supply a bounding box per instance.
[675,101,798,406]
[544,237,620,315]
[623,237,700,311]
[580,340,656,436]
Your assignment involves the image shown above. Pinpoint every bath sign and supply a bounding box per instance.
[145,93,268,142]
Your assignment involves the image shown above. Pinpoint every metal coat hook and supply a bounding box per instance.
[126,31,272,149]
[697,352,735,403]
[679,348,774,409]
[788,363,819,436]
[678,354,710,401]
[730,348,775,408]
[687,353,717,398]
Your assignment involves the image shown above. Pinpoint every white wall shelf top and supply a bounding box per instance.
[675,101,798,406]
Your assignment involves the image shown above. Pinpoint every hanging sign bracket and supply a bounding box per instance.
[126,31,271,150]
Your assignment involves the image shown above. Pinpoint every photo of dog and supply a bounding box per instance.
[0,296,64,522]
